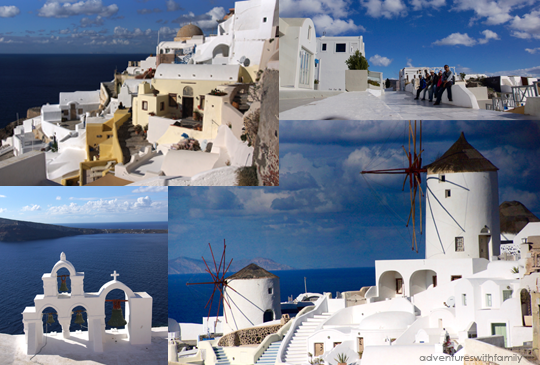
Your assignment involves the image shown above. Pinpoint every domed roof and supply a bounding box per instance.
[168,318,180,333]
[177,24,203,38]
[226,263,279,280]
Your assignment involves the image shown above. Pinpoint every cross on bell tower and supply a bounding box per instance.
[111,271,119,281]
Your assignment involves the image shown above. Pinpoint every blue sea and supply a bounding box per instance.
[168,267,376,324]
[0,54,149,130]
[0,221,167,335]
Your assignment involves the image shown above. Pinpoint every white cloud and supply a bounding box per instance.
[509,10,540,39]
[132,186,168,193]
[370,54,393,67]
[432,32,477,46]
[406,58,414,67]
[0,5,20,18]
[59,29,71,34]
[410,0,445,11]
[166,0,182,12]
[451,0,528,26]
[22,205,41,212]
[158,26,178,37]
[80,15,104,27]
[113,26,152,39]
[312,14,365,36]
[486,65,540,77]
[0,37,20,44]
[0,195,5,198]
[0,208,6,213]
[477,29,499,44]
[38,0,119,18]
[172,7,225,31]
[280,0,351,18]
[525,47,540,54]
[56,196,62,200]
[134,196,153,208]
[361,0,408,19]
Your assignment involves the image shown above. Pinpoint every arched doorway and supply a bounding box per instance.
[521,289,532,327]
[182,86,194,119]
[378,271,404,299]
[409,269,438,296]
[263,310,273,323]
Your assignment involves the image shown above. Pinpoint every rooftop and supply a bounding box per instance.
[227,263,279,280]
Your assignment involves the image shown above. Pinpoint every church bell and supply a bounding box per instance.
[46,313,55,324]
[74,312,85,325]
[59,275,68,292]
[107,300,127,328]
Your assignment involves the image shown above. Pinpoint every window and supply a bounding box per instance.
[333,342,342,347]
[78,109,83,114]
[169,94,178,107]
[445,189,451,198]
[396,278,403,294]
[486,293,492,307]
[263,17,267,22]
[268,287,273,295]
[322,43,327,51]
[451,275,462,281]
[307,26,311,40]
[432,275,437,287]
[462,294,467,306]
[160,102,165,111]
[298,49,312,87]
[142,101,148,111]
[503,290,513,302]
[63,110,69,116]
[440,175,446,182]
[336,43,346,52]
[455,237,464,252]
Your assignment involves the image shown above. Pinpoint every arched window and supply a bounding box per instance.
[263,310,273,323]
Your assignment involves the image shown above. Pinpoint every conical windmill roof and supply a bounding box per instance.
[226,263,278,280]
[424,132,498,174]
[500,201,540,234]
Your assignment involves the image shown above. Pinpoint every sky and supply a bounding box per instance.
[0,0,236,54]
[0,186,168,223]
[280,0,540,78]
[169,120,540,270]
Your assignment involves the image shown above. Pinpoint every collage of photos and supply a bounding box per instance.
[0,0,540,364]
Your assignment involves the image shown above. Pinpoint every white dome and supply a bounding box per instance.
[358,311,415,330]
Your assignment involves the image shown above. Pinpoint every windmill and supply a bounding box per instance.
[186,240,238,334]
[361,121,426,252]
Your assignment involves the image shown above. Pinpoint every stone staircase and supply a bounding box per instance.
[116,119,152,164]
[213,346,232,365]
[255,340,282,365]
[284,313,332,365]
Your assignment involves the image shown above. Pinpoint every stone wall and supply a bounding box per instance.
[27,107,41,119]
[218,324,282,347]
[253,68,279,186]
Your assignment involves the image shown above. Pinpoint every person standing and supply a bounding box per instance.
[434,65,454,105]
[429,70,442,102]
[421,70,432,100]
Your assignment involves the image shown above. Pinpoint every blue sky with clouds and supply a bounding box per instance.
[0,186,168,223]
[169,121,540,269]
[280,0,540,78]
[0,0,236,53]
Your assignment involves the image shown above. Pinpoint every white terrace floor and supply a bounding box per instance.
[1,327,167,365]
[279,90,540,120]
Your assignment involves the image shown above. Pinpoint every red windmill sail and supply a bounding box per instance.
[361,121,426,252]
[186,240,239,333]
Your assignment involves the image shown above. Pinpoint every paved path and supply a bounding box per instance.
[279,91,540,120]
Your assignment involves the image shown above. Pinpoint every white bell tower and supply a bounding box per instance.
[424,132,500,260]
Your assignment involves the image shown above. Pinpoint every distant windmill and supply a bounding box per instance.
[186,240,238,333]
[361,121,426,252]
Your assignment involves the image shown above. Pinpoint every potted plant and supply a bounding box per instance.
[193,110,202,121]
[134,124,142,135]
[314,79,319,90]
[334,353,348,365]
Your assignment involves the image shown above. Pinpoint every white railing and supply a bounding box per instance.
[276,296,328,364]
[512,85,537,106]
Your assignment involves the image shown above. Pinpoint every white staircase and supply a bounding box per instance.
[284,313,332,365]
[255,340,282,365]
[213,347,231,365]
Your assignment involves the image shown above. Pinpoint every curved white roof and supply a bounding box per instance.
[358,311,416,331]
[154,64,240,82]
[168,318,180,333]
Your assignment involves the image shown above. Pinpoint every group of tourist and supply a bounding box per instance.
[413,65,454,105]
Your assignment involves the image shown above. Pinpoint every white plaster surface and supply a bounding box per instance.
[154,64,240,81]
[279,91,540,120]
[0,327,167,365]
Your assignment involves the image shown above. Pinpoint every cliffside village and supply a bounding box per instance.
[0,0,278,187]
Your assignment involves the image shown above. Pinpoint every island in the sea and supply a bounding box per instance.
[0,217,167,242]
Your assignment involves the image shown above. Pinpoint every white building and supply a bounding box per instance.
[315,36,365,91]
[279,18,316,89]
[223,263,281,334]
[22,252,152,355]
[398,66,457,91]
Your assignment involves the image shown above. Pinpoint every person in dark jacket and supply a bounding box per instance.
[429,70,441,102]
[421,70,433,100]
[434,65,454,105]
[414,70,428,100]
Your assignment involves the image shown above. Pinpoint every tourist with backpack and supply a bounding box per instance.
[434,65,454,105]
